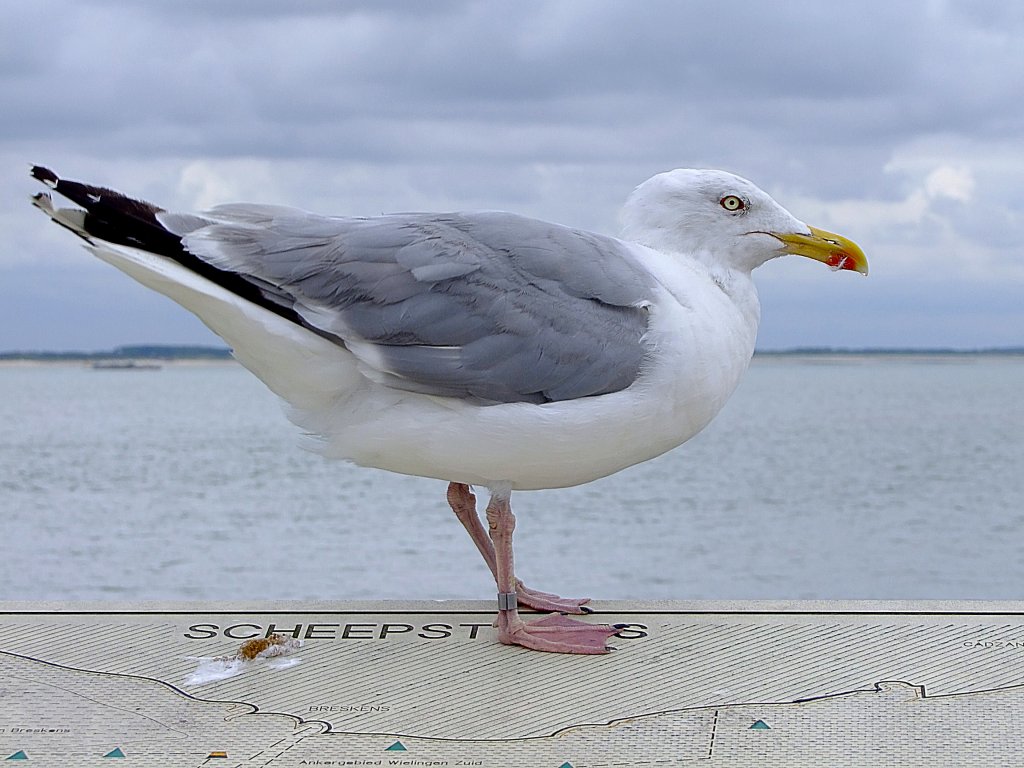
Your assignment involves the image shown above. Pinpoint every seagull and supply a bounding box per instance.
[30,165,866,654]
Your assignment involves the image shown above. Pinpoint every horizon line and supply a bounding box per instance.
[1,343,1023,360]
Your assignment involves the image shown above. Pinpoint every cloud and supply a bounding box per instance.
[3,0,1024,349]
[803,162,975,232]
[923,166,975,203]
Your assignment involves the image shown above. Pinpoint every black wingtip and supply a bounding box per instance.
[31,165,59,188]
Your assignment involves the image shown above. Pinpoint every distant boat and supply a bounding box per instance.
[90,360,162,371]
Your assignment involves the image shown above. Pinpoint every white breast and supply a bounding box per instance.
[300,248,761,491]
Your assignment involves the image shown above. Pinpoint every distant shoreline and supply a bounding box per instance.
[0,358,238,368]
[755,347,1024,357]
[0,345,234,364]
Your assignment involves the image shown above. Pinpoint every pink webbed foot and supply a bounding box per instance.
[498,612,621,654]
[514,580,593,614]
[445,483,593,616]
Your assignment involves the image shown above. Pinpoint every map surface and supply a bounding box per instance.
[2,600,1024,766]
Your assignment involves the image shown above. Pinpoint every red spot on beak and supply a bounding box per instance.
[828,252,854,271]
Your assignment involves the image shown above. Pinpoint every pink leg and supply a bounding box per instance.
[446,483,591,613]
[485,491,619,654]
[447,482,498,574]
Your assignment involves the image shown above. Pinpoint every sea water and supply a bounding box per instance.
[2,356,1023,602]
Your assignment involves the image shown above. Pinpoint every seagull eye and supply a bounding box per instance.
[720,195,745,212]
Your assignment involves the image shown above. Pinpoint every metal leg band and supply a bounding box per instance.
[497,591,518,611]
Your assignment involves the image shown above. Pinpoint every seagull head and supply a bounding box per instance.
[620,169,867,276]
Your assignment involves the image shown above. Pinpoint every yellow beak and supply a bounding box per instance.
[772,226,868,275]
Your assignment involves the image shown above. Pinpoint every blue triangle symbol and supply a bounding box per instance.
[750,719,771,730]
[5,752,28,761]
[104,747,126,758]
[560,763,574,768]
[385,741,407,752]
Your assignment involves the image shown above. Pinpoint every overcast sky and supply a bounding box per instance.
[3,0,1023,351]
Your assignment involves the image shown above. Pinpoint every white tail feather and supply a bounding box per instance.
[31,194,90,238]
[85,241,364,412]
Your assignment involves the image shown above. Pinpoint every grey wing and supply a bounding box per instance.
[159,206,655,404]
